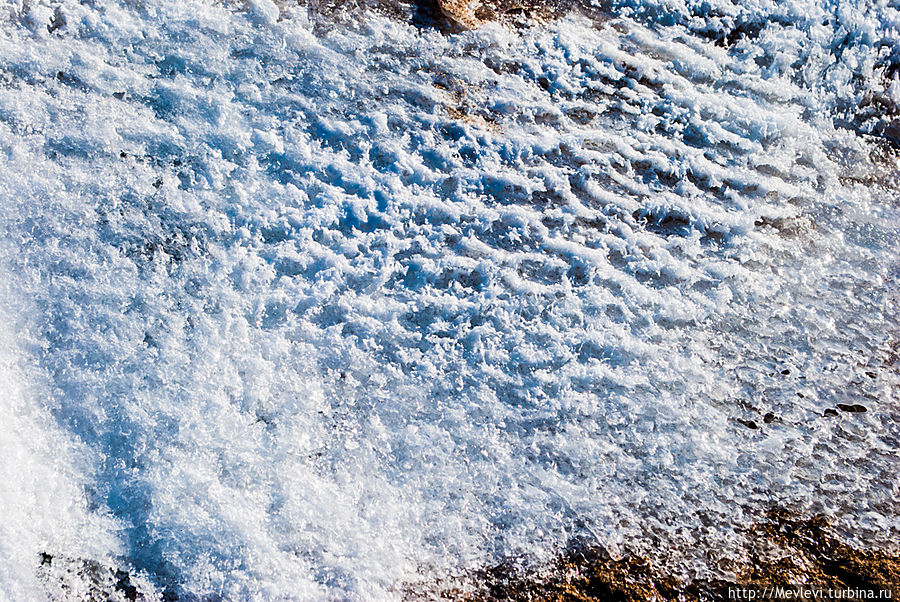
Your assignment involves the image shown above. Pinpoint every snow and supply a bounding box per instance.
[0,0,898,599]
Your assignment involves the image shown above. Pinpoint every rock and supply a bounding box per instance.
[438,0,482,29]
[837,403,867,413]
[420,510,900,601]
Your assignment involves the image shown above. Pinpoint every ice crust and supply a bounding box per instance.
[0,0,898,599]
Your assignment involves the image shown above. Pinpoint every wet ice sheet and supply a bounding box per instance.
[0,0,898,599]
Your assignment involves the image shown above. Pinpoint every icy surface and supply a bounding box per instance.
[0,0,898,599]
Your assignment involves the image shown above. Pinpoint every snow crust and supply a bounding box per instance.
[0,0,898,598]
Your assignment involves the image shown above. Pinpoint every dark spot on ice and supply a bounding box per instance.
[823,408,840,417]
[567,263,590,287]
[162,588,179,602]
[837,403,867,413]
[119,150,128,158]
[763,412,777,424]
[632,208,693,237]
[113,91,126,100]
[797,392,805,398]
[39,552,53,566]
[714,19,767,48]
[48,8,66,34]
[737,419,759,430]
[865,371,877,379]
[115,570,138,601]
[152,178,163,188]
[565,106,598,125]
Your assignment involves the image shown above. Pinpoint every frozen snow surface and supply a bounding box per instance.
[0,0,899,599]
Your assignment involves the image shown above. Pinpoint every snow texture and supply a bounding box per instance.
[0,0,898,599]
